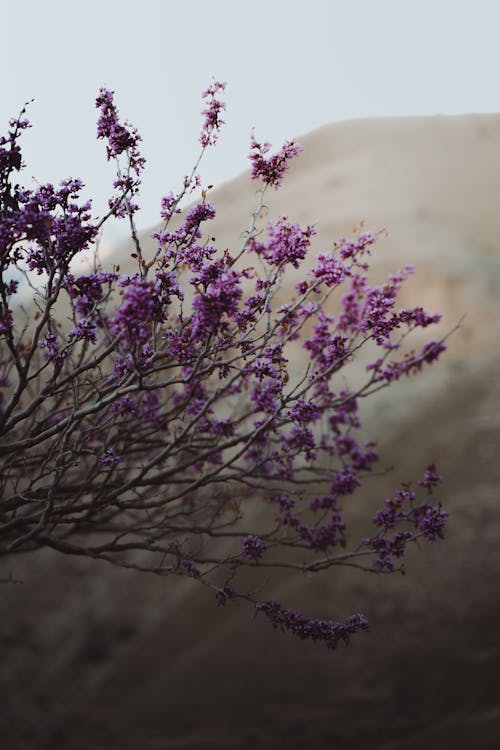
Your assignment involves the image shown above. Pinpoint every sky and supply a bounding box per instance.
[3,0,500,245]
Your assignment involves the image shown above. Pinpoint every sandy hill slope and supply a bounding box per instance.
[3,114,500,750]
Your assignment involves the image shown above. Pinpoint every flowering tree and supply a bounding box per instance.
[0,83,448,650]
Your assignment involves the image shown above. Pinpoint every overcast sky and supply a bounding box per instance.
[3,0,500,244]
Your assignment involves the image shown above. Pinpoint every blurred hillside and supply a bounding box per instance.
[2,113,500,750]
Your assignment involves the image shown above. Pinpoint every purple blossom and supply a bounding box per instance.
[311,252,349,288]
[0,86,448,652]
[183,201,216,235]
[249,217,315,268]
[111,275,159,347]
[330,466,360,496]
[399,307,442,328]
[109,395,140,417]
[300,512,346,550]
[0,111,30,178]
[200,81,226,147]
[140,387,165,427]
[372,489,414,529]
[159,192,181,222]
[309,494,339,511]
[39,331,70,366]
[0,304,13,336]
[337,276,365,333]
[96,88,144,168]
[367,340,447,383]
[334,436,378,471]
[271,492,345,551]
[211,418,235,437]
[282,425,316,462]
[336,231,377,260]
[418,462,444,489]
[274,296,313,337]
[255,600,369,650]
[414,504,448,542]
[96,88,145,216]
[419,340,447,364]
[249,136,303,188]
[215,586,236,607]
[303,314,350,375]
[246,358,278,381]
[288,399,321,425]
[172,372,210,417]
[241,534,266,560]
[270,493,297,515]
[63,271,118,317]
[364,530,416,571]
[328,391,360,431]
[154,268,184,306]
[180,559,200,578]
[163,326,197,364]
[191,263,242,338]
[2,279,18,297]
[250,376,282,414]
[20,179,98,273]
[69,318,97,344]
[157,201,218,269]
[100,447,122,466]
[360,266,416,345]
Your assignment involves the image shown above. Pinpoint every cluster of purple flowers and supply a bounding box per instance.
[418,462,444,489]
[100,447,123,466]
[64,271,118,317]
[310,251,349,288]
[69,317,97,345]
[0,110,29,176]
[200,81,226,147]
[10,178,97,278]
[38,331,69,366]
[364,468,448,570]
[191,264,243,339]
[249,217,316,268]
[215,586,237,608]
[111,275,159,347]
[365,531,416,571]
[270,493,346,552]
[96,88,145,217]
[0,82,449,652]
[414,504,448,542]
[249,136,303,188]
[372,488,415,529]
[366,340,447,383]
[255,600,369,650]
[180,559,201,578]
[96,88,144,170]
[0,304,13,336]
[241,534,266,560]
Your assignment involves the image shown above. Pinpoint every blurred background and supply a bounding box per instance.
[2,2,500,748]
